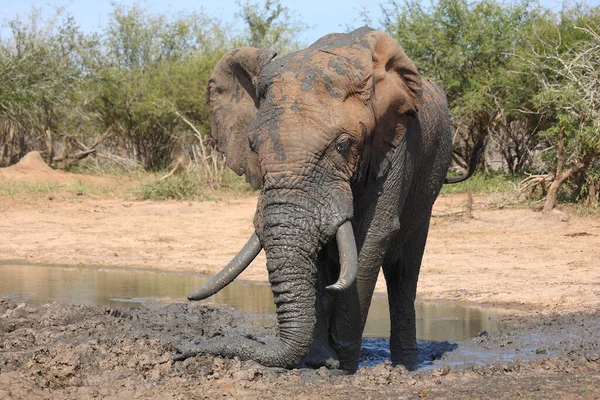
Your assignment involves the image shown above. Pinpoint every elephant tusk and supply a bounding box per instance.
[187,232,262,301]
[326,221,358,291]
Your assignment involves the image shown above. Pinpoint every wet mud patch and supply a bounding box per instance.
[1,297,599,399]
[439,312,600,368]
[359,338,459,369]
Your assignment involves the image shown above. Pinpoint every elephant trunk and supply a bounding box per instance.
[177,204,319,368]
[178,198,356,368]
[255,201,357,366]
[178,245,317,367]
[258,203,321,365]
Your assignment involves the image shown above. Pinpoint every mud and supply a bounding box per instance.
[1,297,599,399]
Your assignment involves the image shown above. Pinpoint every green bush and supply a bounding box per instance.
[137,158,258,201]
[440,172,520,196]
[139,172,204,200]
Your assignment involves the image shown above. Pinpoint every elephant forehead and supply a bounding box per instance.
[256,74,369,143]
[250,99,337,161]
[269,72,345,119]
[262,48,371,102]
[251,48,375,163]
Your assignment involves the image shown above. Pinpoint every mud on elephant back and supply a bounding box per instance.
[175,27,483,372]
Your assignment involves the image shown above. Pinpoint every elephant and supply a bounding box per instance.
[177,27,482,372]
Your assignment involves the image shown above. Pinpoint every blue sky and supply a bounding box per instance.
[0,0,590,45]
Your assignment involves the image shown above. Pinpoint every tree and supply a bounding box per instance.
[94,4,232,170]
[521,6,600,210]
[0,7,96,165]
[236,0,309,54]
[381,0,545,173]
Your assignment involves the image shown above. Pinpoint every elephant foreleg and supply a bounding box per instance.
[301,261,340,369]
[329,280,362,371]
[330,246,385,371]
[382,220,430,370]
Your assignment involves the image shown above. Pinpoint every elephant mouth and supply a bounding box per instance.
[187,220,358,301]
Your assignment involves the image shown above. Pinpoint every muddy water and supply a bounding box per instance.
[0,263,508,342]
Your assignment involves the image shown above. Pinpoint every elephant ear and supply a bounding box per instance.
[366,31,423,181]
[207,47,277,189]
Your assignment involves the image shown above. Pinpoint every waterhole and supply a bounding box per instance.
[0,262,508,342]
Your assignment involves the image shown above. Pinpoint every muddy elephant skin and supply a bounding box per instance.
[182,27,457,372]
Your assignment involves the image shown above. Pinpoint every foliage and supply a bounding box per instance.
[138,167,253,201]
[0,7,96,165]
[382,0,545,173]
[380,0,600,208]
[0,1,307,173]
[440,172,520,196]
[91,4,232,170]
[139,172,204,200]
[235,0,309,54]
[1,0,598,209]
[518,4,600,209]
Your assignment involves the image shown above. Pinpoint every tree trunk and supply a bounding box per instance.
[465,188,473,218]
[45,128,54,165]
[588,177,599,208]
[543,128,585,212]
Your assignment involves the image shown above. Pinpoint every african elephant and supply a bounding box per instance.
[179,27,481,372]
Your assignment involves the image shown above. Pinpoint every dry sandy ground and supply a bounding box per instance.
[1,155,599,313]
[1,153,600,399]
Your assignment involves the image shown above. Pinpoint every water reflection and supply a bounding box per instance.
[0,263,507,341]
[365,295,506,341]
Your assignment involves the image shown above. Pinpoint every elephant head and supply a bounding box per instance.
[185,28,423,368]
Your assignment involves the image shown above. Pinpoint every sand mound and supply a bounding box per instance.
[5,151,54,172]
[0,151,71,183]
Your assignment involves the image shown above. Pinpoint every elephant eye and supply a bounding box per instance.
[335,138,351,155]
[406,109,418,119]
